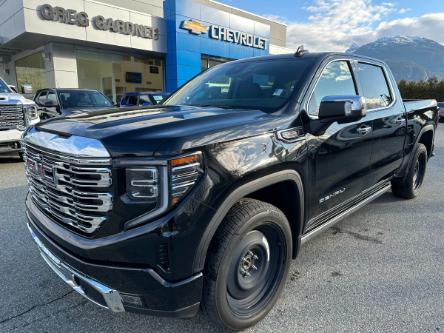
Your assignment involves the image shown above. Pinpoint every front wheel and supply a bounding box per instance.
[203,199,292,331]
[392,143,428,199]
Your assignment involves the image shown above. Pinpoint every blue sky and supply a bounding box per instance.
[218,0,444,51]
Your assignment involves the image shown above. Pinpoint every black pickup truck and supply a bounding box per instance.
[23,53,438,331]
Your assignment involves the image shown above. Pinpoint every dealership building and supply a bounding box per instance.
[0,0,288,102]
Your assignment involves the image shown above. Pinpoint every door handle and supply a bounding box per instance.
[357,125,372,136]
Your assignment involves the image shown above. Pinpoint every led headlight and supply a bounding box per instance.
[123,153,203,230]
[126,168,159,201]
[24,104,39,122]
[169,152,203,205]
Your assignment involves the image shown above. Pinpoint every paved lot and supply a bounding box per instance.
[1,129,443,333]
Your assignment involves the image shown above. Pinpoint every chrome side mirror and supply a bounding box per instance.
[319,95,367,123]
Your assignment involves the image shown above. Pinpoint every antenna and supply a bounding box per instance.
[295,45,309,57]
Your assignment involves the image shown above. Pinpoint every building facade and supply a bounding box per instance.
[0,0,288,102]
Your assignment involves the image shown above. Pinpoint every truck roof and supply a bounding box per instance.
[234,52,387,66]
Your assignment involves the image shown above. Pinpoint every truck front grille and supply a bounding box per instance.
[23,143,112,234]
[0,105,24,130]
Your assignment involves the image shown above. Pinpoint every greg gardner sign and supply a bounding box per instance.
[38,4,159,40]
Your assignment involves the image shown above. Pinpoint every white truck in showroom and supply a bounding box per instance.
[0,78,39,157]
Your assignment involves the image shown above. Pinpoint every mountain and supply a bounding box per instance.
[348,36,444,81]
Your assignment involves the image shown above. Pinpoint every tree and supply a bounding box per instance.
[397,78,444,101]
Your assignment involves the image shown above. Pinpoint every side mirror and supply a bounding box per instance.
[8,85,17,93]
[318,95,367,124]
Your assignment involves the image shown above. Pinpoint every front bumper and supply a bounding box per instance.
[27,216,203,318]
[28,224,125,312]
[0,129,23,153]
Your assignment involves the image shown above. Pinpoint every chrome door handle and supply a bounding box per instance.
[357,125,372,136]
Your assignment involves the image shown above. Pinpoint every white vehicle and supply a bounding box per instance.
[0,78,39,157]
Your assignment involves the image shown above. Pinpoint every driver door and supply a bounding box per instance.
[305,60,375,229]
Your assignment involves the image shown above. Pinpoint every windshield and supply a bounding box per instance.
[165,58,315,113]
[58,90,113,109]
[0,79,11,93]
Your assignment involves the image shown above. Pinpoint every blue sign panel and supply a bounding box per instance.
[164,0,271,92]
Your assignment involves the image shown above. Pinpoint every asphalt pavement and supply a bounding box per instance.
[0,128,443,332]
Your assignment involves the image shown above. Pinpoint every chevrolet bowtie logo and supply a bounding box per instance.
[181,20,209,35]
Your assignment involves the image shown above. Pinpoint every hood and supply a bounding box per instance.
[60,106,120,116]
[0,93,35,105]
[36,105,288,157]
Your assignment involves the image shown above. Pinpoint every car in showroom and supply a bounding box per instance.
[119,91,170,107]
[23,53,438,330]
[34,88,114,119]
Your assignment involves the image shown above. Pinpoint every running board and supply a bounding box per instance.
[300,183,391,245]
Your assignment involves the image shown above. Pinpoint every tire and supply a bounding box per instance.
[203,198,292,331]
[392,143,428,199]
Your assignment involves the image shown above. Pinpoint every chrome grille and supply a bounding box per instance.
[0,105,24,130]
[23,143,112,234]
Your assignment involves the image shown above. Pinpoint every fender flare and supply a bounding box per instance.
[416,124,435,156]
[397,124,435,180]
[192,169,304,273]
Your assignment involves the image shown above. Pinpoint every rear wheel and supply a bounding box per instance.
[203,199,292,331]
[392,143,428,199]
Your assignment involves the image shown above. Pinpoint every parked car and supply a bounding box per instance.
[438,102,444,122]
[0,77,39,157]
[120,92,170,107]
[23,53,438,330]
[34,88,114,119]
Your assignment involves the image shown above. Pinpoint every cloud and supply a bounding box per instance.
[376,13,444,44]
[276,0,444,52]
[398,8,411,14]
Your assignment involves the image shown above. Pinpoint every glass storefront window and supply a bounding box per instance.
[15,52,48,94]
[77,50,164,103]
[201,55,232,72]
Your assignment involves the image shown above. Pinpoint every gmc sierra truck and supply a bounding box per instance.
[23,53,438,331]
[0,77,39,156]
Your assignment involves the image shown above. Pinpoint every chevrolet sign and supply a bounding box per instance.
[181,20,209,35]
[180,20,267,50]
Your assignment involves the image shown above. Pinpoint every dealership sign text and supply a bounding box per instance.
[181,20,267,50]
[38,4,159,40]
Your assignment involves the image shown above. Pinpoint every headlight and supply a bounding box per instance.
[24,105,39,122]
[124,152,203,229]
[126,168,159,201]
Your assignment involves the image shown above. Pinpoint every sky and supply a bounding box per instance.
[218,0,444,51]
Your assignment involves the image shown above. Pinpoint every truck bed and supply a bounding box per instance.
[403,99,438,113]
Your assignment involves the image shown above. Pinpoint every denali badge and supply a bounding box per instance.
[320,188,346,204]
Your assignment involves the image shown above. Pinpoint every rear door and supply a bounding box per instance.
[305,60,375,225]
[353,61,406,184]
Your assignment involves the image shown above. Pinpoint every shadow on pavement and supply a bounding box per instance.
[0,156,22,164]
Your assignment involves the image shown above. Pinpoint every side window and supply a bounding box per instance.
[139,95,152,106]
[35,91,47,105]
[127,96,138,106]
[120,96,129,106]
[308,61,357,116]
[355,63,393,110]
[47,91,58,104]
